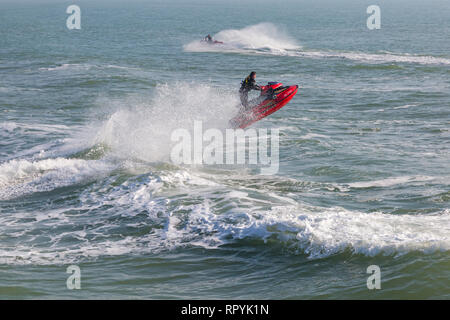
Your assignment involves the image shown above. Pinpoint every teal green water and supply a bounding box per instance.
[0,0,449,299]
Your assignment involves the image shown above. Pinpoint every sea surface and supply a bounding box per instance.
[0,0,449,299]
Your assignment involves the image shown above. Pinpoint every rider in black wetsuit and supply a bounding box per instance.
[204,34,213,43]
[239,72,261,108]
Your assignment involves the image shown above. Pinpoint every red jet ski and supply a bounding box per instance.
[230,82,299,129]
[202,40,223,45]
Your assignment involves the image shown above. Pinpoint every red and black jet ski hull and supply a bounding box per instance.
[230,83,299,129]
[201,40,224,45]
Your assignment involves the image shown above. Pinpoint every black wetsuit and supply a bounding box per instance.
[239,76,261,107]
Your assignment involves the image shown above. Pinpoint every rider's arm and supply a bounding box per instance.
[250,79,261,91]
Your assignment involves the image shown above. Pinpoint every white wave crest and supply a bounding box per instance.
[0,158,115,199]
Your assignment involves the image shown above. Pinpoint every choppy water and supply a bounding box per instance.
[0,0,449,299]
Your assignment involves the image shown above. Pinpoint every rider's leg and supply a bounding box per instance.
[240,91,248,108]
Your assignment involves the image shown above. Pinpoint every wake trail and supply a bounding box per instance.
[185,23,450,66]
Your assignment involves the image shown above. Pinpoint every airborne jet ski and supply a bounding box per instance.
[229,82,299,129]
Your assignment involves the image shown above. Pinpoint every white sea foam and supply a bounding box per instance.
[394,104,417,109]
[300,133,329,140]
[39,63,138,72]
[39,63,91,71]
[161,202,450,259]
[0,122,18,132]
[0,157,115,199]
[292,50,450,65]
[347,175,436,189]
[1,166,448,265]
[94,82,237,162]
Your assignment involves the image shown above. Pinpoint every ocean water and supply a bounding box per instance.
[0,0,449,299]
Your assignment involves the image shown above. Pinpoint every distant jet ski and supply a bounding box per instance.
[230,82,299,129]
[201,34,224,45]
